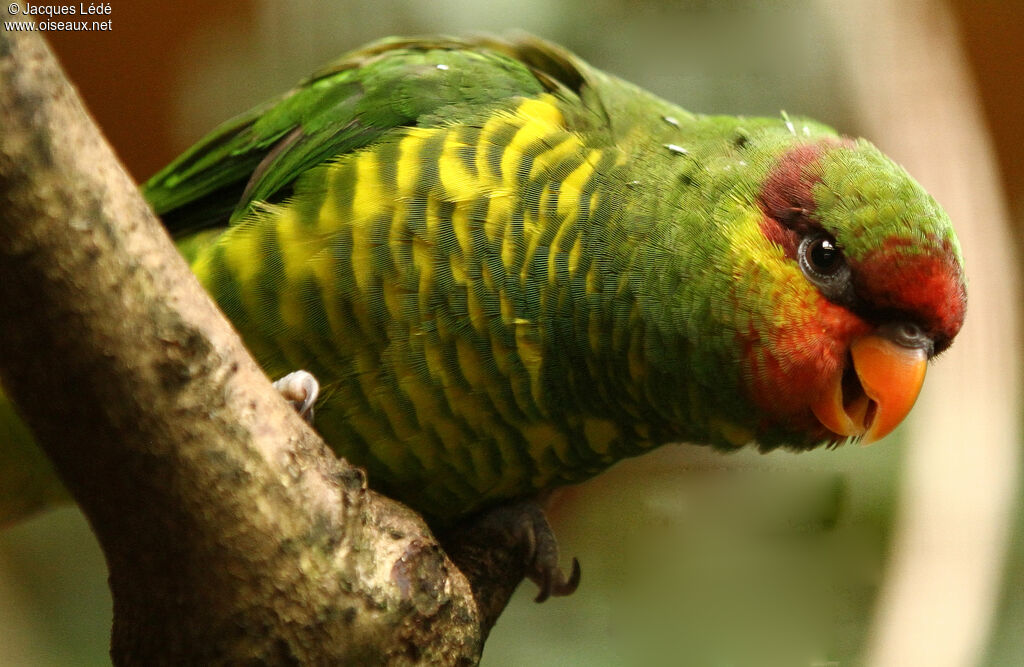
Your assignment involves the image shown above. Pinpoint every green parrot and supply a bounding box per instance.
[2,36,966,586]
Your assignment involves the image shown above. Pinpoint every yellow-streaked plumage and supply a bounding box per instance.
[189,95,632,518]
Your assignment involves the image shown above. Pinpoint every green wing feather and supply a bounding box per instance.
[142,36,601,235]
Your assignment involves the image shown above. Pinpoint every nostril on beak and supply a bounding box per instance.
[880,321,934,357]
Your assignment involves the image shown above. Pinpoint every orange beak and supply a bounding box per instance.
[811,335,928,444]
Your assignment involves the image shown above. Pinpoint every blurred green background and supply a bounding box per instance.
[1,1,1021,665]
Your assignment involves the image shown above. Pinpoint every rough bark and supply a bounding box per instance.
[0,26,522,666]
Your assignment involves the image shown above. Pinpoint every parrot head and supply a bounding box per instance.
[742,135,964,448]
[676,130,967,450]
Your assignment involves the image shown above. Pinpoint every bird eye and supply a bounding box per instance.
[802,235,842,276]
[798,233,852,302]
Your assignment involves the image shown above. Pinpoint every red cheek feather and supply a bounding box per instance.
[742,294,871,428]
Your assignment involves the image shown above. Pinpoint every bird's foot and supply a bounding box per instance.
[515,501,581,602]
[471,499,580,602]
[272,370,319,423]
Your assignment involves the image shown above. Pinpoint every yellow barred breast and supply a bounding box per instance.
[191,94,625,518]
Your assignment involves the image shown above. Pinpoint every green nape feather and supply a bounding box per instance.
[2,36,964,527]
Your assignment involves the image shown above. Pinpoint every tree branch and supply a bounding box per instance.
[0,26,521,665]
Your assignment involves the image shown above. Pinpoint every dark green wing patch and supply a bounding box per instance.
[143,36,566,237]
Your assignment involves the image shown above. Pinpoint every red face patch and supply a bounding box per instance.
[757,143,829,223]
[755,140,848,260]
[850,238,967,353]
